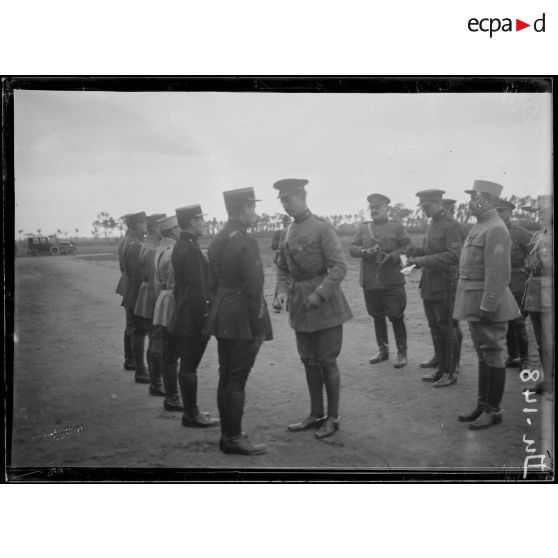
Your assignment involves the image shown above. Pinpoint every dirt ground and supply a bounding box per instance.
[9,242,555,477]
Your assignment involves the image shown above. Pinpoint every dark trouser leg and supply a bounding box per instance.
[422,300,444,381]
[162,329,182,408]
[315,326,343,419]
[506,319,519,359]
[131,313,149,382]
[387,286,407,367]
[178,335,210,419]
[454,320,462,372]
[146,319,163,393]
[296,331,325,418]
[515,313,529,364]
[530,311,543,364]
[123,308,135,368]
[218,338,262,439]
[390,317,407,353]
[364,289,389,352]
[467,321,507,428]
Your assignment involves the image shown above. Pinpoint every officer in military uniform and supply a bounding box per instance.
[349,193,410,368]
[206,188,272,455]
[454,180,521,429]
[523,195,553,394]
[152,215,183,412]
[134,213,166,395]
[121,211,151,384]
[495,199,531,368]
[116,213,136,371]
[275,179,353,439]
[407,190,463,387]
[168,205,220,429]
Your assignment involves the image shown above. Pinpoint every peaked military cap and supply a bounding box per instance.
[415,189,445,205]
[176,205,203,228]
[367,193,391,206]
[465,179,503,198]
[496,199,515,211]
[273,178,309,198]
[442,198,456,207]
[223,187,260,211]
[157,215,178,231]
[126,211,147,227]
[147,213,167,228]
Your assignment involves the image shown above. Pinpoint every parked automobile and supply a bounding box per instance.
[27,236,77,256]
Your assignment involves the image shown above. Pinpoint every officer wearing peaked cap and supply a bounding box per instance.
[121,211,150,383]
[495,198,531,369]
[206,188,272,455]
[523,194,553,393]
[454,180,520,430]
[349,192,411,368]
[134,213,167,395]
[116,213,135,370]
[407,189,463,387]
[275,178,353,440]
[168,204,220,428]
[152,215,184,412]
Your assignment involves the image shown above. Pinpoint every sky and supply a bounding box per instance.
[13,89,553,237]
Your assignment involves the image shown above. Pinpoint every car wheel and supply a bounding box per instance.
[50,245,60,255]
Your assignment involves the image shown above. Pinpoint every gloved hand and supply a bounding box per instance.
[406,245,421,257]
[407,256,424,268]
[479,309,495,324]
[304,292,322,311]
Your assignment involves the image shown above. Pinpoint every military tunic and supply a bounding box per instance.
[277,212,353,333]
[453,208,520,368]
[121,231,144,311]
[152,237,176,328]
[134,236,159,319]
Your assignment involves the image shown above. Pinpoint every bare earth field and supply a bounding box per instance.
[9,237,554,478]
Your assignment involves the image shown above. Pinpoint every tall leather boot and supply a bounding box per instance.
[420,331,439,368]
[434,326,458,387]
[123,332,135,370]
[369,316,389,363]
[147,349,165,396]
[132,332,150,384]
[469,366,505,429]
[458,361,489,422]
[224,375,247,439]
[180,371,219,427]
[422,331,444,381]
[288,365,326,431]
[516,319,530,368]
[454,321,462,374]
[315,363,340,439]
[391,317,407,368]
[162,360,183,411]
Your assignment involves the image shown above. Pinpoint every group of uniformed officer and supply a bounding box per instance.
[116,178,553,454]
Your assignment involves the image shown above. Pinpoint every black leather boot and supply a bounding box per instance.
[147,350,165,396]
[469,367,505,427]
[132,333,150,384]
[458,362,489,422]
[391,318,407,368]
[180,371,219,428]
[420,330,439,368]
[370,317,389,363]
[162,360,183,411]
[288,365,326,432]
[123,332,135,370]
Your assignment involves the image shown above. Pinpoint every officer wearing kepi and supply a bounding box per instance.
[349,193,411,368]
[275,178,353,439]
[454,180,520,430]
[168,204,220,428]
[206,188,272,455]
[495,198,531,369]
[116,213,135,371]
[407,189,463,387]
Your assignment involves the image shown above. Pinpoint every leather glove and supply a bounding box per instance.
[479,309,495,324]
[304,292,322,311]
[406,245,420,257]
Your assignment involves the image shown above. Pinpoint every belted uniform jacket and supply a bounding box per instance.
[152,237,176,328]
[349,218,411,289]
[410,210,462,301]
[116,231,134,298]
[277,211,352,333]
[134,236,159,319]
[206,219,272,341]
[121,231,144,310]
[453,209,520,322]
[168,232,211,337]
